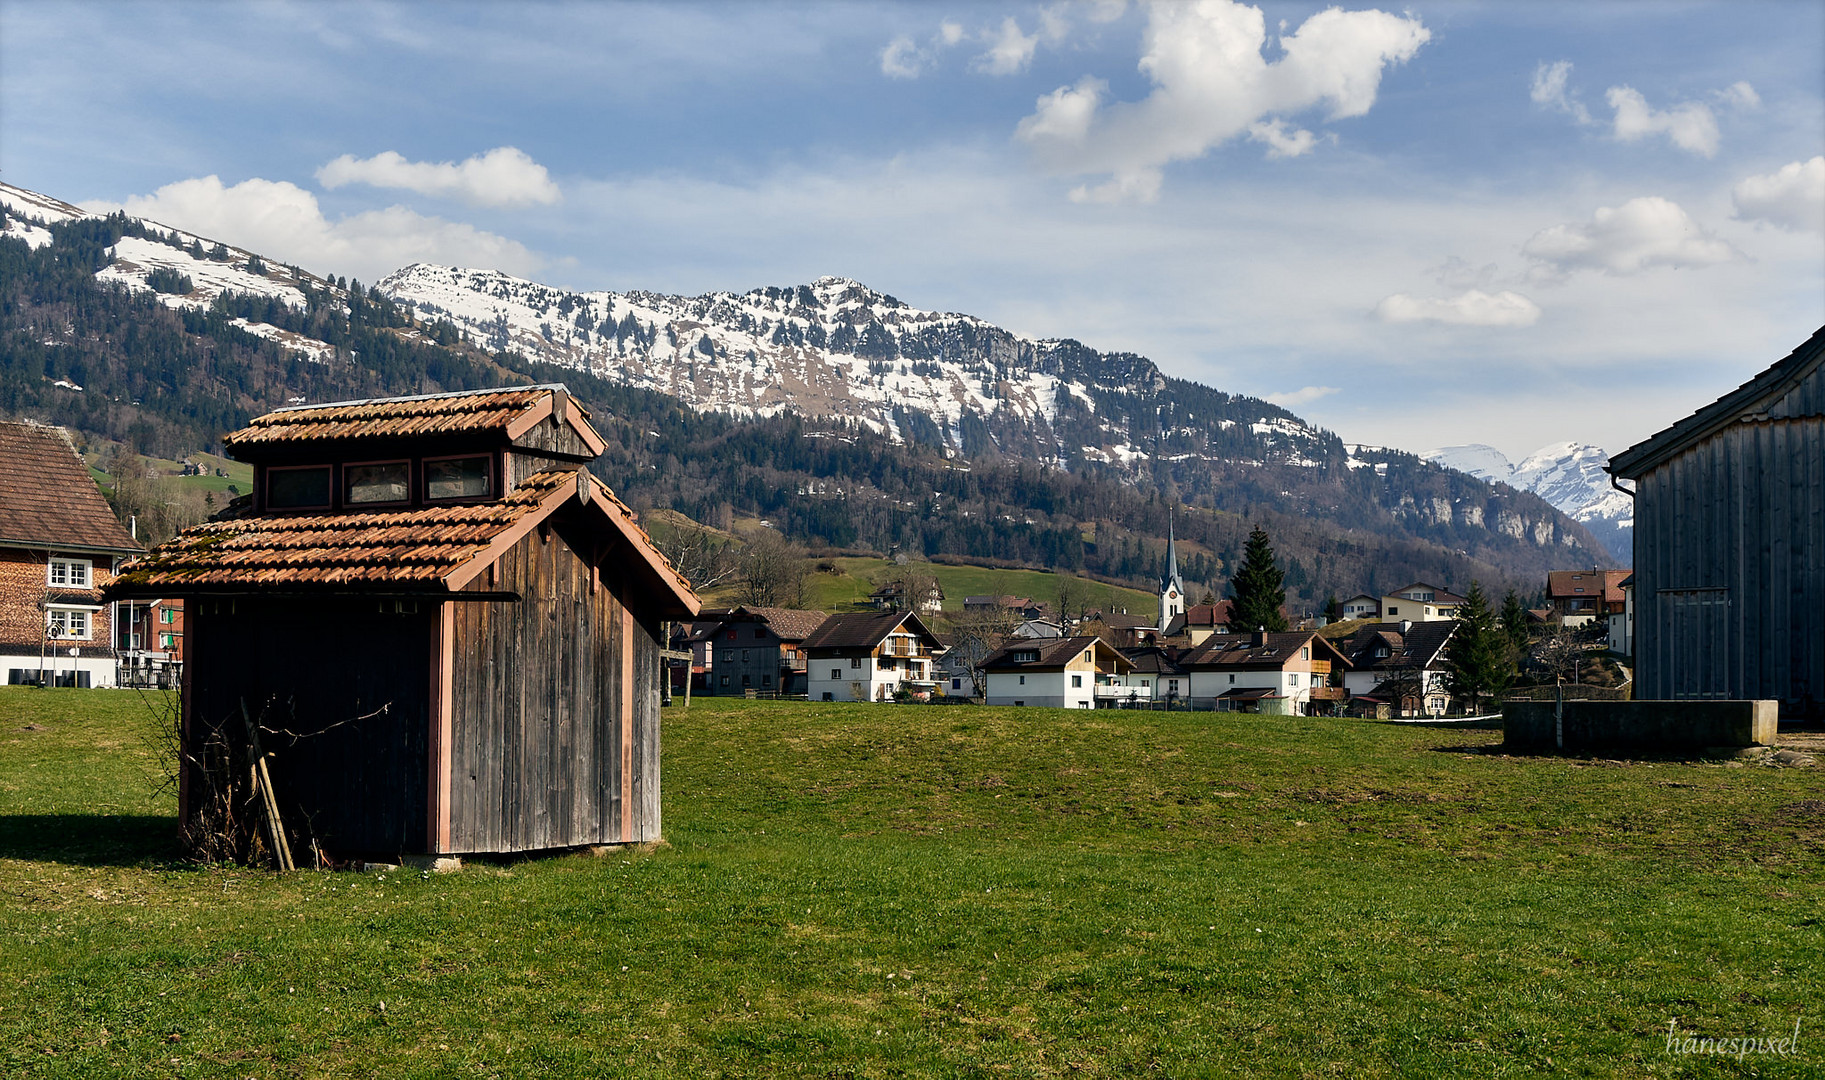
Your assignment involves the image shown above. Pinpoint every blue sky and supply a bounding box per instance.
[2,0,1820,460]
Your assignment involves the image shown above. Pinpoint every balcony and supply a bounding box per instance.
[1094,683,1153,701]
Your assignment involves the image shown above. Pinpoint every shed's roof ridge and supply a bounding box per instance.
[270,383,568,414]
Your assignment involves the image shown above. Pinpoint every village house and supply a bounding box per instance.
[116,598,184,688]
[0,421,142,688]
[1338,620,1458,717]
[1179,630,1350,714]
[1377,582,1465,623]
[867,578,944,614]
[1097,611,1163,648]
[980,636,1133,709]
[1119,645,1187,704]
[1545,569,1630,625]
[1162,601,1235,644]
[1339,594,1381,621]
[962,594,1046,620]
[1010,617,1064,639]
[803,610,942,702]
[108,385,700,859]
[1608,575,1634,657]
[1607,325,1824,719]
[695,605,829,696]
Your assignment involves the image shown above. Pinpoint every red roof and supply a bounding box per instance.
[0,422,141,555]
[1547,570,1629,604]
[223,385,605,456]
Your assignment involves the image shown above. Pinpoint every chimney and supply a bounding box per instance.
[1252,626,1267,647]
[1400,619,1411,634]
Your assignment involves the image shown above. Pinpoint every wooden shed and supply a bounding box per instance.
[109,385,700,859]
[1607,326,1824,720]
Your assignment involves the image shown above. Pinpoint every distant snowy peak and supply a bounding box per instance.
[1424,440,1633,562]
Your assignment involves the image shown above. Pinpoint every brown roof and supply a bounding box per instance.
[108,467,699,617]
[981,635,1132,673]
[222,385,605,455]
[1547,569,1629,604]
[1180,631,1349,671]
[801,610,939,651]
[731,606,831,641]
[1340,621,1457,672]
[0,422,141,555]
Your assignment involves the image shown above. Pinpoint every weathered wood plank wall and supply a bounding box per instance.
[1634,361,1823,716]
[447,505,663,852]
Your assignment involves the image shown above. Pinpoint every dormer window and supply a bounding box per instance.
[1013,650,1038,663]
[267,465,332,509]
[346,460,410,505]
[426,455,493,501]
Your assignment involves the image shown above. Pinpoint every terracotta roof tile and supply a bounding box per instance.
[223,385,577,449]
[0,422,142,554]
[111,468,573,591]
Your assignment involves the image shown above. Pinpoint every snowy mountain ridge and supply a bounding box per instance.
[1423,441,1633,563]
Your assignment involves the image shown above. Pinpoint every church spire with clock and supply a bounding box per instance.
[1159,511,1185,632]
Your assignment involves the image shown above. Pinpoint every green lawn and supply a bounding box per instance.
[734,556,1159,619]
[2,688,1820,1077]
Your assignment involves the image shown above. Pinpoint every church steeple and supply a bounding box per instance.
[1159,510,1185,632]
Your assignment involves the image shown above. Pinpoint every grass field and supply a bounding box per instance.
[2,688,1820,1077]
[709,556,1160,619]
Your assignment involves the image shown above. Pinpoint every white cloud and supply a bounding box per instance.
[1265,385,1339,407]
[881,35,925,78]
[1015,0,1428,199]
[1716,80,1760,110]
[1374,290,1541,327]
[1605,86,1719,156]
[973,17,1038,75]
[938,21,965,46]
[1529,60,1590,124]
[1733,156,1825,233]
[85,175,543,282]
[1522,196,1738,277]
[1246,118,1319,159]
[315,146,560,207]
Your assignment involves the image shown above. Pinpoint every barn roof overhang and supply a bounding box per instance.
[1608,325,1825,481]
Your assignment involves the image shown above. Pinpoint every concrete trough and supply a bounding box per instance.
[1503,699,1778,753]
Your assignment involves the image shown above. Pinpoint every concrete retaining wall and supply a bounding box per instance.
[1503,699,1778,752]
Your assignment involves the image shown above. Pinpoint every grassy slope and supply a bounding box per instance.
[1,688,1820,1077]
[710,556,1160,619]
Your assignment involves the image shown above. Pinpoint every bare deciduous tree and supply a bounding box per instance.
[742,529,809,608]
[653,518,741,593]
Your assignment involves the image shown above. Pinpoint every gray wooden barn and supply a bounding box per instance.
[1607,326,1824,720]
[109,385,700,859]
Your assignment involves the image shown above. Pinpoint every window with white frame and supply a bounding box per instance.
[47,608,91,640]
[158,632,178,649]
[47,559,91,588]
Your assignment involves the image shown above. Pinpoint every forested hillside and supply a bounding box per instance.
[0,197,1607,609]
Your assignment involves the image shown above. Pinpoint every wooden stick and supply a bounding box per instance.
[256,755,295,872]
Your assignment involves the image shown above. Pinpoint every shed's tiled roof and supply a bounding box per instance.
[112,468,577,589]
[109,468,698,615]
[223,385,580,448]
[0,421,142,554]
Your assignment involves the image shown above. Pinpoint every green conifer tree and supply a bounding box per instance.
[1323,594,1342,622]
[1499,589,1531,655]
[1228,525,1289,632]
[1445,581,1514,715]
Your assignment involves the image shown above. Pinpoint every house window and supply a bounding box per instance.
[850,657,863,669]
[1071,674,1083,688]
[346,460,410,505]
[47,559,92,588]
[1169,680,1179,693]
[1301,646,1309,660]
[722,651,733,664]
[831,669,841,680]
[424,455,492,500]
[158,632,177,649]
[46,609,90,641]
[1014,700,1024,707]
[762,674,772,687]
[1387,606,1398,616]
[267,465,331,509]
[1084,650,1093,662]
[1229,674,1236,684]
[1290,673,1300,686]
[952,678,962,690]
[159,607,176,624]
[1018,675,1026,685]
[742,674,752,687]
[742,649,750,662]
[719,675,729,687]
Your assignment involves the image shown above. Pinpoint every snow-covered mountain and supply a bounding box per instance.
[1423,441,1633,563]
